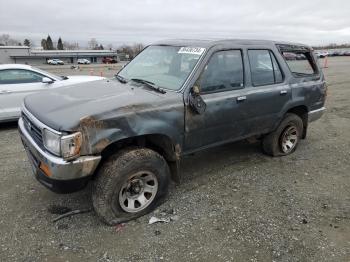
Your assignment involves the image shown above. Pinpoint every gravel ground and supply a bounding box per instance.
[0,57,349,262]
[37,63,125,78]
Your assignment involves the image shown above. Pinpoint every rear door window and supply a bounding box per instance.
[248,50,283,86]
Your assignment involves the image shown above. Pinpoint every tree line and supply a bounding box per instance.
[312,43,350,49]
[0,33,145,58]
[0,34,30,47]
[40,35,64,50]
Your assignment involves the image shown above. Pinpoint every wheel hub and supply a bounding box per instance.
[119,171,158,213]
[280,125,298,153]
[127,179,144,196]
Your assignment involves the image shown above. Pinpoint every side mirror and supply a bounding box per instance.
[42,77,53,84]
[189,85,206,114]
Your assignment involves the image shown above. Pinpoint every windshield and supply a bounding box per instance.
[117,45,205,90]
[31,66,64,80]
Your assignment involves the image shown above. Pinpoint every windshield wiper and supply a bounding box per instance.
[115,74,128,83]
[130,78,166,94]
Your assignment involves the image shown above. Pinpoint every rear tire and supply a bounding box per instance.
[262,113,303,156]
[92,147,170,225]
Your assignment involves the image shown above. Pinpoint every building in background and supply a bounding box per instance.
[0,46,30,64]
[0,46,119,65]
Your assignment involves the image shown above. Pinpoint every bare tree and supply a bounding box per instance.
[107,44,113,50]
[132,43,144,55]
[0,34,20,46]
[88,38,98,49]
[118,45,133,58]
[41,39,47,50]
[118,43,144,59]
[63,41,80,50]
[0,34,10,45]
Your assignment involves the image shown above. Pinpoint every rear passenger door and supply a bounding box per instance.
[240,49,292,135]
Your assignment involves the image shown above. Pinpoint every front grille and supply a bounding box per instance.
[22,112,44,148]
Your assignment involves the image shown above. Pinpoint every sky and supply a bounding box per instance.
[1,0,350,47]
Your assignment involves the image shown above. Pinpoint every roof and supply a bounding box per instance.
[152,38,308,48]
[0,64,35,70]
[0,46,30,49]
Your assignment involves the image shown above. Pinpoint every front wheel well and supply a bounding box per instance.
[97,134,181,182]
[286,106,308,139]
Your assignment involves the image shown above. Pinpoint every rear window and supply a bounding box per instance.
[281,51,317,76]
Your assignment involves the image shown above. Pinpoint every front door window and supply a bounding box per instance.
[199,50,244,93]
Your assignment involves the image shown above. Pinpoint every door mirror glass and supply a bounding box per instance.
[189,86,206,114]
[42,77,53,83]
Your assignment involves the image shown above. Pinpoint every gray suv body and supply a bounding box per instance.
[19,39,326,224]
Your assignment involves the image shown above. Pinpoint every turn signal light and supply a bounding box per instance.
[39,162,52,177]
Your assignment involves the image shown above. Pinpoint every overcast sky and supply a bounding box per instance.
[1,0,350,47]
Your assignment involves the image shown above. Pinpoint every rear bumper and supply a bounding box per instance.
[18,117,101,193]
[308,107,326,122]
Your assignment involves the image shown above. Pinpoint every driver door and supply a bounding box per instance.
[184,50,247,152]
[0,69,51,119]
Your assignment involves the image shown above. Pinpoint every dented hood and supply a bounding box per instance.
[24,79,180,131]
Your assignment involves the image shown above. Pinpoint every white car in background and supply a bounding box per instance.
[77,58,91,64]
[314,51,329,58]
[47,59,64,65]
[0,64,105,122]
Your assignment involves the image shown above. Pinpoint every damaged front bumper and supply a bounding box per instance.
[18,117,101,193]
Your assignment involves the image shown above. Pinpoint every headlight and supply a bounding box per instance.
[43,129,61,156]
[61,132,82,160]
[43,129,82,160]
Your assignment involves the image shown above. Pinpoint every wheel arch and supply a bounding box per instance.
[96,134,181,182]
[285,105,308,139]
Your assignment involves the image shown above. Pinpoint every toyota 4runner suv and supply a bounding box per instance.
[19,39,326,225]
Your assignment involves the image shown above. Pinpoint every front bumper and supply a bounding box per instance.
[18,117,101,193]
[308,107,326,122]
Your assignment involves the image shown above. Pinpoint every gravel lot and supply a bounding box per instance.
[0,57,349,262]
[37,63,125,78]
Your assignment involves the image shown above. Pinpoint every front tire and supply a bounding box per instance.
[262,113,303,156]
[92,147,170,225]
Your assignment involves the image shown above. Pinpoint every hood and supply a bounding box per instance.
[24,79,181,131]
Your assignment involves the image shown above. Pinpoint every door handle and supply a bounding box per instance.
[236,96,247,102]
[280,90,288,95]
[0,90,12,94]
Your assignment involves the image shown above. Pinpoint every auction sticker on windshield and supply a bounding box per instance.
[178,47,206,55]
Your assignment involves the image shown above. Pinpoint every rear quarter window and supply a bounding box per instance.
[281,51,318,77]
